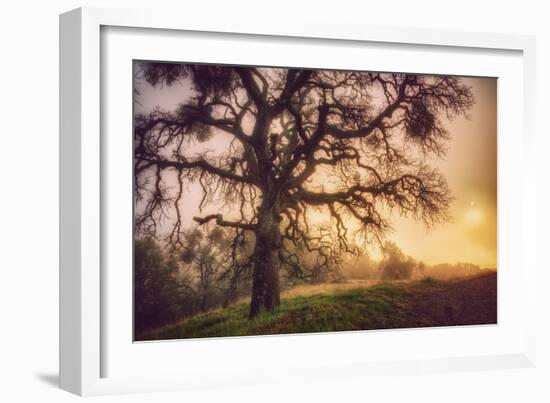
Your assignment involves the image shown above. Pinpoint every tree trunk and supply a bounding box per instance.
[249,206,281,319]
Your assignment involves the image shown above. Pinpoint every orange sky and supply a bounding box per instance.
[387,78,497,268]
[135,72,497,269]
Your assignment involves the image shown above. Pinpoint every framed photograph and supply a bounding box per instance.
[60,7,537,396]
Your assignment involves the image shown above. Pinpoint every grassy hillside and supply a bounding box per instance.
[137,272,496,341]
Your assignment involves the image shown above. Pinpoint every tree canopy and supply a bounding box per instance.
[134,62,474,317]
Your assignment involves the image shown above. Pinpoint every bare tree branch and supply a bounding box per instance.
[133,62,474,316]
[193,214,257,231]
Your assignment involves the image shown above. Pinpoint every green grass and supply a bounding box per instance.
[137,273,496,341]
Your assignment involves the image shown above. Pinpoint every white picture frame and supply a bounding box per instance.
[60,6,537,396]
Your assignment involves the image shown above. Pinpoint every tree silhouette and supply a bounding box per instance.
[179,225,251,311]
[134,63,474,318]
[134,238,183,333]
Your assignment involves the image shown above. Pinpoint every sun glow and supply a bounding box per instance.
[464,203,484,226]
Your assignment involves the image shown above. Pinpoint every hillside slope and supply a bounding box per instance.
[137,272,497,341]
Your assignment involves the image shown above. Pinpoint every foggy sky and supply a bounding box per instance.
[135,69,497,268]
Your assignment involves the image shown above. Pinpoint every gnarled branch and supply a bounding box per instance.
[193,214,257,231]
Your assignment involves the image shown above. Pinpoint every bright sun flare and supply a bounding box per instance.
[464,203,484,226]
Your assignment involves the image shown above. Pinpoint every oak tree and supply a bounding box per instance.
[134,63,473,318]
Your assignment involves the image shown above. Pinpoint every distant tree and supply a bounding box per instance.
[425,262,488,280]
[134,238,183,333]
[344,251,378,280]
[178,225,252,310]
[378,241,417,280]
[134,63,473,318]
